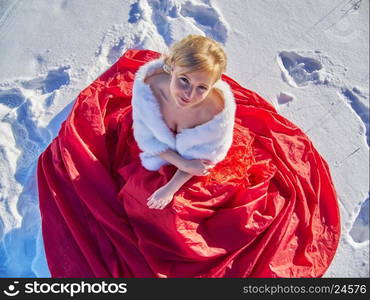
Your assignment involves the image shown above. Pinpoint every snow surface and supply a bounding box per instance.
[0,0,368,278]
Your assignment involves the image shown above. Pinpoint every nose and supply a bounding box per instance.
[185,86,195,99]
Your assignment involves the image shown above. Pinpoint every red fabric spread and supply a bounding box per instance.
[37,49,340,278]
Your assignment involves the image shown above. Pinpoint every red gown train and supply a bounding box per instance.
[37,49,340,277]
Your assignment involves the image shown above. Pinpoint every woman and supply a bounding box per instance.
[37,35,340,278]
[133,35,236,210]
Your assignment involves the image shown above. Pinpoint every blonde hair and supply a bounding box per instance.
[161,35,227,83]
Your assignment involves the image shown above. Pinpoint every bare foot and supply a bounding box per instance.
[147,185,176,210]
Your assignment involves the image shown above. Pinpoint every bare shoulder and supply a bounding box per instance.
[206,87,225,116]
[144,72,170,96]
[144,67,168,85]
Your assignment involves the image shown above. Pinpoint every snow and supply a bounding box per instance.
[0,0,368,278]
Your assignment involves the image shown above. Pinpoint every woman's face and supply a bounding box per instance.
[168,65,216,109]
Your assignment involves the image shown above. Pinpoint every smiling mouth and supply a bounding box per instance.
[180,97,191,103]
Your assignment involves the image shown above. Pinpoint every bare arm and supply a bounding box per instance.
[147,151,214,209]
[159,149,215,176]
[165,168,193,193]
[159,149,187,169]
[147,168,193,209]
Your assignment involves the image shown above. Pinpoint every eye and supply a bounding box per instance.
[198,86,207,91]
[179,77,188,83]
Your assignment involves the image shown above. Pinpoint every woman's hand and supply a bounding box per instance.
[178,159,215,176]
[147,185,176,210]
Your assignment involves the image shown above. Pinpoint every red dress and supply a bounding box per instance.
[37,49,340,278]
